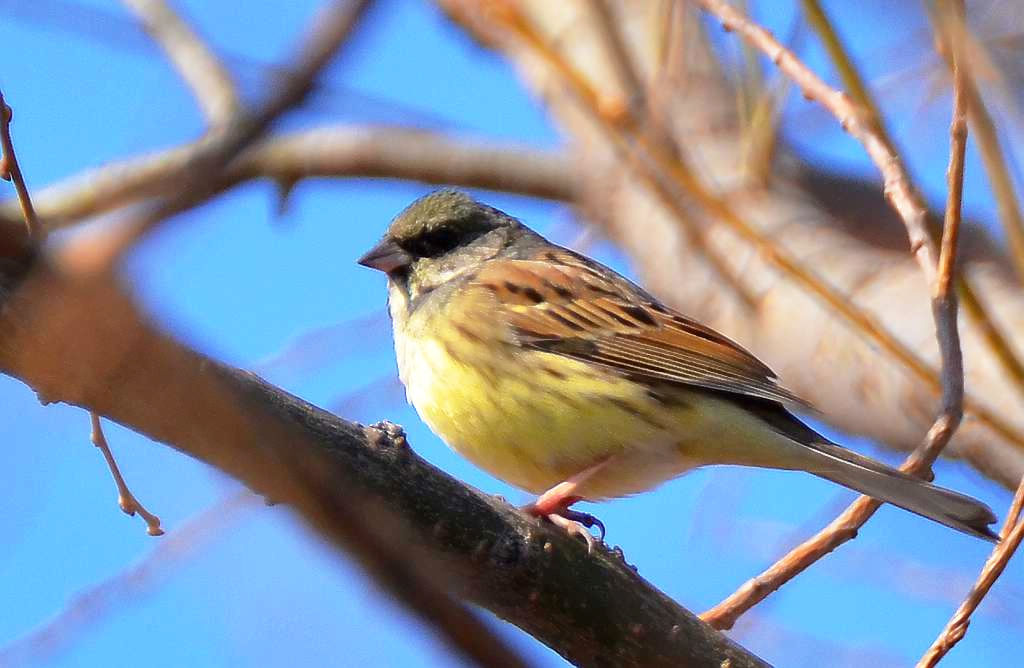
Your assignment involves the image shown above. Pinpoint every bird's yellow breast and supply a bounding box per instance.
[388,282,702,498]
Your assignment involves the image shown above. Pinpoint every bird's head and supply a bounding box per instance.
[357,189,523,300]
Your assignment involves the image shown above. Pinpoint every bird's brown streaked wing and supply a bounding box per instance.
[472,252,808,408]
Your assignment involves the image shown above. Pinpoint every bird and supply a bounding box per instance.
[358,189,997,549]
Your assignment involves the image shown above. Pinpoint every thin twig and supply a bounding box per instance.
[918,477,1024,667]
[0,89,42,241]
[919,5,1024,400]
[90,412,164,536]
[121,0,241,124]
[799,0,894,148]
[935,12,1024,282]
[2,87,162,537]
[957,279,1024,399]
[803,0,1024,422]
[0,491,255,665]
[808,1,1017,368]
[59,0,374,274]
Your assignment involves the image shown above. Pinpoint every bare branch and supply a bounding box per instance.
[121,0,241,124]
[0,90,42,241]
[234,126,578,202]
[2,87,162,537]
[90,412,164,536]
[915,7,1024,664]
[1,262,531,667]
[799,0,895,147]
[941,19,1024,282]
[0,5,537,664]
[918,476,1024,667]
[957,280,1024,400]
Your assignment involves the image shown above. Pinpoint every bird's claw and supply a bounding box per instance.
[545,513,598,553]
[561,509,605,541]
[523,504,605,553]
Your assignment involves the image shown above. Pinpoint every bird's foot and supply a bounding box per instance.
[523,504,605,554]
[523,461,612,553]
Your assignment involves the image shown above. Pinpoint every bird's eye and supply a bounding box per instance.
[407,227,462,258]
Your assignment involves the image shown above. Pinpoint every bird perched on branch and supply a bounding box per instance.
[358,189,997,550]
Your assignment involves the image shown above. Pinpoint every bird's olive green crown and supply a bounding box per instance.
[388,189,512,248]
[357,190,531,292]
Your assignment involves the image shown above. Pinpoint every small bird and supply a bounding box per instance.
[358,189,997,548]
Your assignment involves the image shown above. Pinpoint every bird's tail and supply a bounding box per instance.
[802,440,998,541]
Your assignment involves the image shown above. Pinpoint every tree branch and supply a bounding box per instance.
[919,476,1024,667]
[0,127,576,233]
[0,91,42,241]
[799,0,1024,406]
[121,0,241,125]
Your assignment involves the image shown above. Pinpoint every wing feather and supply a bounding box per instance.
[472,251,807,408]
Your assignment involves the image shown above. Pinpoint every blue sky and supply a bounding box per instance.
[0,1,1020,666]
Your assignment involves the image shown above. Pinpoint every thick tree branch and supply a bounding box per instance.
[0,253,767,667]
[234,126,577,202]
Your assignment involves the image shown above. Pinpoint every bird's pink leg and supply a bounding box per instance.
[523,459,611,553]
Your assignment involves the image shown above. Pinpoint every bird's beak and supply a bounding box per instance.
[357,238,413,274]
